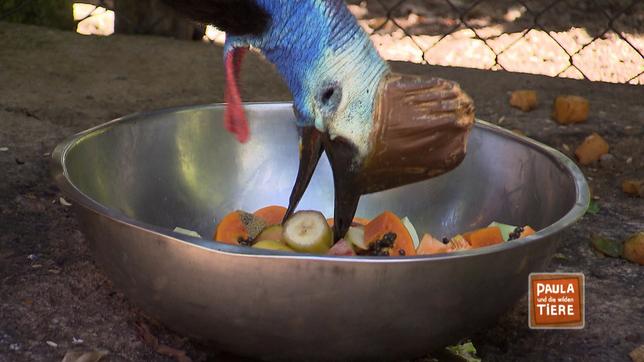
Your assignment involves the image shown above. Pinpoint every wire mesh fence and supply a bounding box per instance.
[2,0,643,84]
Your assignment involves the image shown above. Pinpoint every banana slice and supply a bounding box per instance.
[253,240,294,252]
[345,226,368,250]
[282,211,333,253]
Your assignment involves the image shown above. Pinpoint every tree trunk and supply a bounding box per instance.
[114,0,204,40]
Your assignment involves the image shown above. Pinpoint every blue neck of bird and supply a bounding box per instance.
[226,0,389,127]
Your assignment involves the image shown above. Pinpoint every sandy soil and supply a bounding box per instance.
[0,21,643,362]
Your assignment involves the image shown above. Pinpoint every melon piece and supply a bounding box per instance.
[345,226,368,250]
[364,211,416,256]
[447,235,471,251]
[326,239,357,256]
[252,240,294,252]
[282,211,333,254]
[214,211,250,245]
[401,216,420,249]
[462,226,504,248]
[488,222,517,241]
[416,233,449,255]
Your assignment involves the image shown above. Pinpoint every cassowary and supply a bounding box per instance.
[161,0,475,241]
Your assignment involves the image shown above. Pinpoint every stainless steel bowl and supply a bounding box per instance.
[51,103,589,361]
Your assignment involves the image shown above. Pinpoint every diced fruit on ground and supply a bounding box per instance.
[552,95,589,124]
[282,211,333,253]
[575,132,609,165]
[623,232,644,265]
[622,179,643,197]
[509,90,538,112]
[417,234,449,255]
[214,210,250,245]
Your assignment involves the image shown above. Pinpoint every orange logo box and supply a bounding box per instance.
[529,273,585,329]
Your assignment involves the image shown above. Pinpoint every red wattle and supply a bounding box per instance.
[224,47,249,143]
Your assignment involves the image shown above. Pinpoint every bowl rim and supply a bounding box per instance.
[51,102,590,263]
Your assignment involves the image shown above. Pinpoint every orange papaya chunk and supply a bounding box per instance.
[417,234,449,255]
[214,211,249,245]
[462,226,504,248]
[254,205,287,225]
[364,211,416,256]
[326,217,370,227]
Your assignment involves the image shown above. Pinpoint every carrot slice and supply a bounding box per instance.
[253,205,287,225]
[462,226,504,248]
[214,211,249,245]
[326,217,370,227]
[364,211,416,256]
[417,234,449,255]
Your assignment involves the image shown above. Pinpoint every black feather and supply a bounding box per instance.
[160,0,269,36]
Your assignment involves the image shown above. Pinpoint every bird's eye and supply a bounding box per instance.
[321,87,335,105]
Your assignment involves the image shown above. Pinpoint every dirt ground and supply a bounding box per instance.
[0,21,643,362]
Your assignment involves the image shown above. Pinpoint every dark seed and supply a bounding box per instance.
[398,249,405,256]
[442,237,449,244]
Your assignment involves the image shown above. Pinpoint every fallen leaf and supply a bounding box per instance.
[591,235,623,258]
[630,344,644,362]
[62,349,108,362]
[586,199,600,215]
[446,341,481,362]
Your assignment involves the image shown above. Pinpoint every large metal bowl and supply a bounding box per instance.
[52,103,589,361]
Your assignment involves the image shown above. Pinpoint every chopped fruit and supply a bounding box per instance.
[364,211,416,256]
[401,217,420,249]
[552,95,589,124]
[282,211,333,253]
[214,211,250,245]
[509,90,538,112]
[574,133,609,165]
[345,226,368,250]
[447,235,471,251]
[488,222,516,241]
[623,232,644,265]
[520,226,535,238]
[326,239,356,256]
[417,234,450,255]
[254,205,287,225]
[255,225,283,243]
[252,240,294,252]
[463,226,504,248]
[327,217,369,227]
[622,179,643,198]
[239,211,267,239]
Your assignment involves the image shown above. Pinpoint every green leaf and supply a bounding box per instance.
[591,235,623,258]
[586,199,600,215]
[446,341,481,362]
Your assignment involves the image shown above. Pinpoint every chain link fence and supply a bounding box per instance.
[3,0,643,84]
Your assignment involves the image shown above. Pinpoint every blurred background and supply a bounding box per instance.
[1,0,642,83]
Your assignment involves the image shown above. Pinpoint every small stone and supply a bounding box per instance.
[27,254,38,261]
[0,147,8,152]
[9,343,20,351]
[72,336,84,345]
[599,153,615,169]
[46,341,58,348]
[59,197,72,206]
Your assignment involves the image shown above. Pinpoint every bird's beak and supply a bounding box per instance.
[283,127,361,242]
[283,127,324,222]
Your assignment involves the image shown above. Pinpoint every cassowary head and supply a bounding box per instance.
[164,0,474,240]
